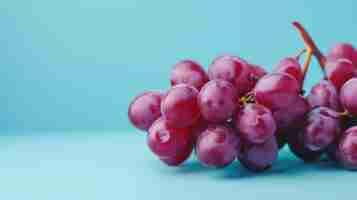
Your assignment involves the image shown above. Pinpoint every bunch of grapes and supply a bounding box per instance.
[128,21,357,172]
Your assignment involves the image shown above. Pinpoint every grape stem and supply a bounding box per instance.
[292,22,327,79]
[295,49,306,61]
[339,110,349,117]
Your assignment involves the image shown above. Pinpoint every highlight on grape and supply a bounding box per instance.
[128,21,357,171]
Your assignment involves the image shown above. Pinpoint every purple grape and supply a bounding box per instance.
[327,43,356,66]
[170,60,208,90]
[340,78,357,115]
[287,126,322,162]
[235,103,276,144]
[254,73,300,110]
[307,80,342,111]
[272,95,310,130]
[338,126,357,170]
[161,84,200,128]
[128,91,163,131]
[302,107,341,151]
[208,55,251,96]
[273,57,303,86]
[198,80,238,123]
[325,58,356,91]
[238,136,278,172]
[147,118,193,166]
[196,125,240,168]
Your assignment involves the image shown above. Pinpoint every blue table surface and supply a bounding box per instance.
[0,131,355,199]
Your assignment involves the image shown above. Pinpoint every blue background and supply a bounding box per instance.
[1,0,357,199]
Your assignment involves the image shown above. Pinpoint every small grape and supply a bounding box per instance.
[128,91,163,131]
[338,126,357,170]
[170,60,208,90]
[287,126,322,162]
[340,78,357,115]
[273,57,303,86]
[326,58,356,91]
[272,95,310,130]
[327,43,356,66]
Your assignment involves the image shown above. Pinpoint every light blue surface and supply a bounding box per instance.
[0,132,356,199]
[1,0,357,132]
[1,1,357,199]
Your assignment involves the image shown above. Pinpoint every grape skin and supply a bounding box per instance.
[147,118,193,166]
[198,80,238,123]
[128,91,163,131]
[195,125,240,168]
[340,78,357,115]
[170,60,208,90]
[235,103,276,144]
[161,84,201,128]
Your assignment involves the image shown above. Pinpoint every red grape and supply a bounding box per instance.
[198,80,238,122]
[147,118,193,165]
[238,136,278,172]
[338,126,357,170]
[302,107,341,151]
[340,78,357,115]
[245,64,267,93]
[161,84,200,128]
[160,146,193,166]
[208,55,251,96]
[327,43,356,66]
[254,73,300,110]
[170,60,208,90]
[128,91,163,131]
[325,58,356,91]
[195,125,240,168]
[272,95,310,130]
[273,57,303,86]
[287,126,322,162]
[235,103,276,144]
[307,80,342,111]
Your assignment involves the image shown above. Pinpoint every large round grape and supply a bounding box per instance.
[302,107,341,151]
[161,84,200,128]
[338,126,357,170]
[326,58,356,91]
[208,55,251,96]
[307,80,341,111]
[128,91,163,131]
[287,127,322,163]
[327,43,356,66]
[195,125,240,168]
[170,60,208,90]
[340,78,357,115]
[147,118,193,165]
[198,80,238,123]
[238,136,278,172]
[272,95,310,130]
[254,73,300,109]
[273,57,303,86]
[235,103,276,144]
